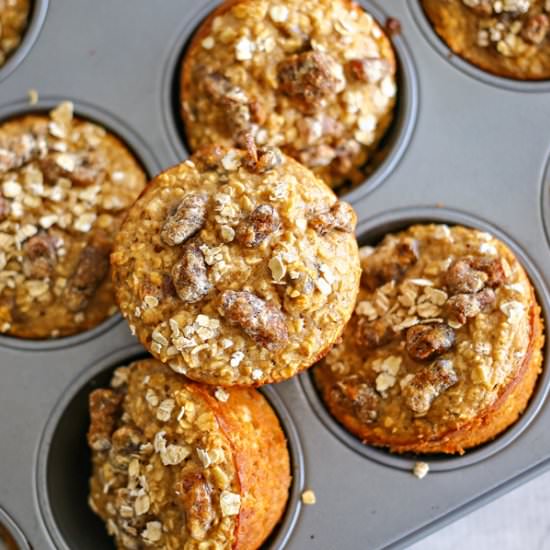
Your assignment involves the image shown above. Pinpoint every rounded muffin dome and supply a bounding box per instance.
[315,224,544,454]
[112,146,361,386]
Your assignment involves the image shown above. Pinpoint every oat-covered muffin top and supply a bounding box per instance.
[88,359,290,550]
[0,0,30,68]
[315,224,543,448]
[181,0,396,190]
[422,0,550,79]
[112,146,360,386]
[0,103,147,339]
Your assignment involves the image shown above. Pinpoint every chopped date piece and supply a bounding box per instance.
[445,256,506,295]
[356,317,394,349]
[178,466,215,541]
[522,14,549,45]
[309,201,356,235]
[347,57,390,83]
[87,389,122,451]
[243,145,283,173]
[277,51,345,113]
[64,232,111,312]
[161,192,208,247]
[333,377,379,423]
[192,146,226,171]
[0,196,8,220]
[236,204,280,247]
[402,359,458,416]
[405,323,456,361]
[361,238,418,291]
[203,72,253,135]
[386,17,402,36]
[171,241,212,304]
[255,147,283,173]
[22,233,57,279]
[220,290,289,351]
[109,426,144,470]
[39,152,105,186]
[446,288,496,325]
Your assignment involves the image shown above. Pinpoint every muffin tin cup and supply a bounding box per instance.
[1,0,550,549]
[160,0,419,203]
[301,206,550,473]
[0,97,160,352]
[407,0,550,93]
[36,344,305,550]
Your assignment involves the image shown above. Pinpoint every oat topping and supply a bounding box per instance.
[0,0,30,68]
[412,461,430,479]
[88,359,291,550]
[315,224,542,452]
[181,0,397,190]
[0,103,146,338]
[301,489,317,505]
[112,146,360,385]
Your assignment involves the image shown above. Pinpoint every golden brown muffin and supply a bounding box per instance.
[315,224,544,454]
[112,146,360,386]
[422,0,550,80]
[180,0,397,190]
[0,0,30,68]
[0,102,147,339]
[88,358,291,550]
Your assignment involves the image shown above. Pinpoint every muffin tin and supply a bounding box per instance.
[1,0,550,548]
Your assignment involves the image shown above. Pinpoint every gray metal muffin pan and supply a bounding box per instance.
[1,0,550,548]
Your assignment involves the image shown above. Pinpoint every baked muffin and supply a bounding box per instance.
[180,0,397,190]
[112,146,360,386]
[0,0,30,68]
[88,358,291,550]
[0,102,147,339]
[422,0,550,80]
[315,224,544,454]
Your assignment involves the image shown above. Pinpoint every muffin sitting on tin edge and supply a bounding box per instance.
[111,145,361,386]
[422,0,550,80]
[315,224,544,454]
[0,102,147,339]
[88,358,290,550]
[181,0,397,191]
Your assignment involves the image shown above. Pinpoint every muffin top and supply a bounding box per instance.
[0,103,147,339]
[315,224,543,447]
[181,0,396,190]
[112,146,360,386]
[0,0,30,68]
[88,358,290,550]
[422,0,550,80]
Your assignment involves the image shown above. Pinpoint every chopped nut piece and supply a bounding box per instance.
[161,192,208,246]
[220,290,289,351]
[171,241,212,303]
[309,201,356,235]
[278,51,345,114]
[236,204,281,247]
[402,359,458,415]
[405,323,456,361]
